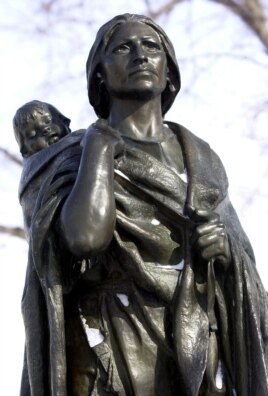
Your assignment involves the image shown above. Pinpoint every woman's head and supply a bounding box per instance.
[86,14,181,118]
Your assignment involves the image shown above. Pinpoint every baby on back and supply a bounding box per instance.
[13,100,71,158]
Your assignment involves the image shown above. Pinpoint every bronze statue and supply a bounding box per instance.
[16,14,268,396]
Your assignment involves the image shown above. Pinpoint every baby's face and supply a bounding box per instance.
[22,109,69,156]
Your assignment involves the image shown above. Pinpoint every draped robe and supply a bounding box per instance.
[19,122,268,396]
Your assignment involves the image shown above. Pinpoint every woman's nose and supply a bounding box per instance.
[133,46,148,65]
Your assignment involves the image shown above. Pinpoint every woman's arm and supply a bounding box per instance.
[59,125,123,257]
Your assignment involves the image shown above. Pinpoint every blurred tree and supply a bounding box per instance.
[0,2,267,394]
[0,0,267,237]
[146,0,268,50]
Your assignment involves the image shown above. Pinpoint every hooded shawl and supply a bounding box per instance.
[19,122,268,396]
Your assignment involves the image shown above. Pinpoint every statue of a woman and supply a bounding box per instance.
[19,14,268,396]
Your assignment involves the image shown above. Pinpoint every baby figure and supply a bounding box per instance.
[13,100,71,158]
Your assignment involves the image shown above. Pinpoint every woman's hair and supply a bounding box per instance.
[86,14,181,118]
[13,100,71,156]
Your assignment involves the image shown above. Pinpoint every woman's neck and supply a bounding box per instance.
[107,95,165,140]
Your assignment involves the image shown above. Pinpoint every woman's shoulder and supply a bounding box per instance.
[165,121,210,151]
[166,121,227,175]
[166,121,229,206]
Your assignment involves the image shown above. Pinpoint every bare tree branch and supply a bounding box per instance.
[145,0,268,52]
[0,225,25,239]
[0,147,22,166]
[184,51,268,67]
[211,0,268,50]
[146,0,186,20]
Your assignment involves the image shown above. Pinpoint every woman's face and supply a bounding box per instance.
[102,22,167,100]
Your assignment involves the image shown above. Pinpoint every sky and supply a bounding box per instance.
[0,0,268,394]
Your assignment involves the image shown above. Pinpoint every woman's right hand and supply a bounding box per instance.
[81,119,124,158]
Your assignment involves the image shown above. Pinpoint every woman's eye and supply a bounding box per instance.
[143,41,161,52]
[112,44,130,54]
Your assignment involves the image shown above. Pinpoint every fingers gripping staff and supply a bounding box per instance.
[193,209,231,394]
[192,209,231,270]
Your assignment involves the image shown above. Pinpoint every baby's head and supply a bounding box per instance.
[13,100,71,157]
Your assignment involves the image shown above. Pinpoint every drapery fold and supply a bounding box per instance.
[19,122,268,395]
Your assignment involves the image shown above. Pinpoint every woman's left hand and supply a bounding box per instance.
[191,209,231,270]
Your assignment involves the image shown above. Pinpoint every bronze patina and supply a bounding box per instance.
[16,14,268,396]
